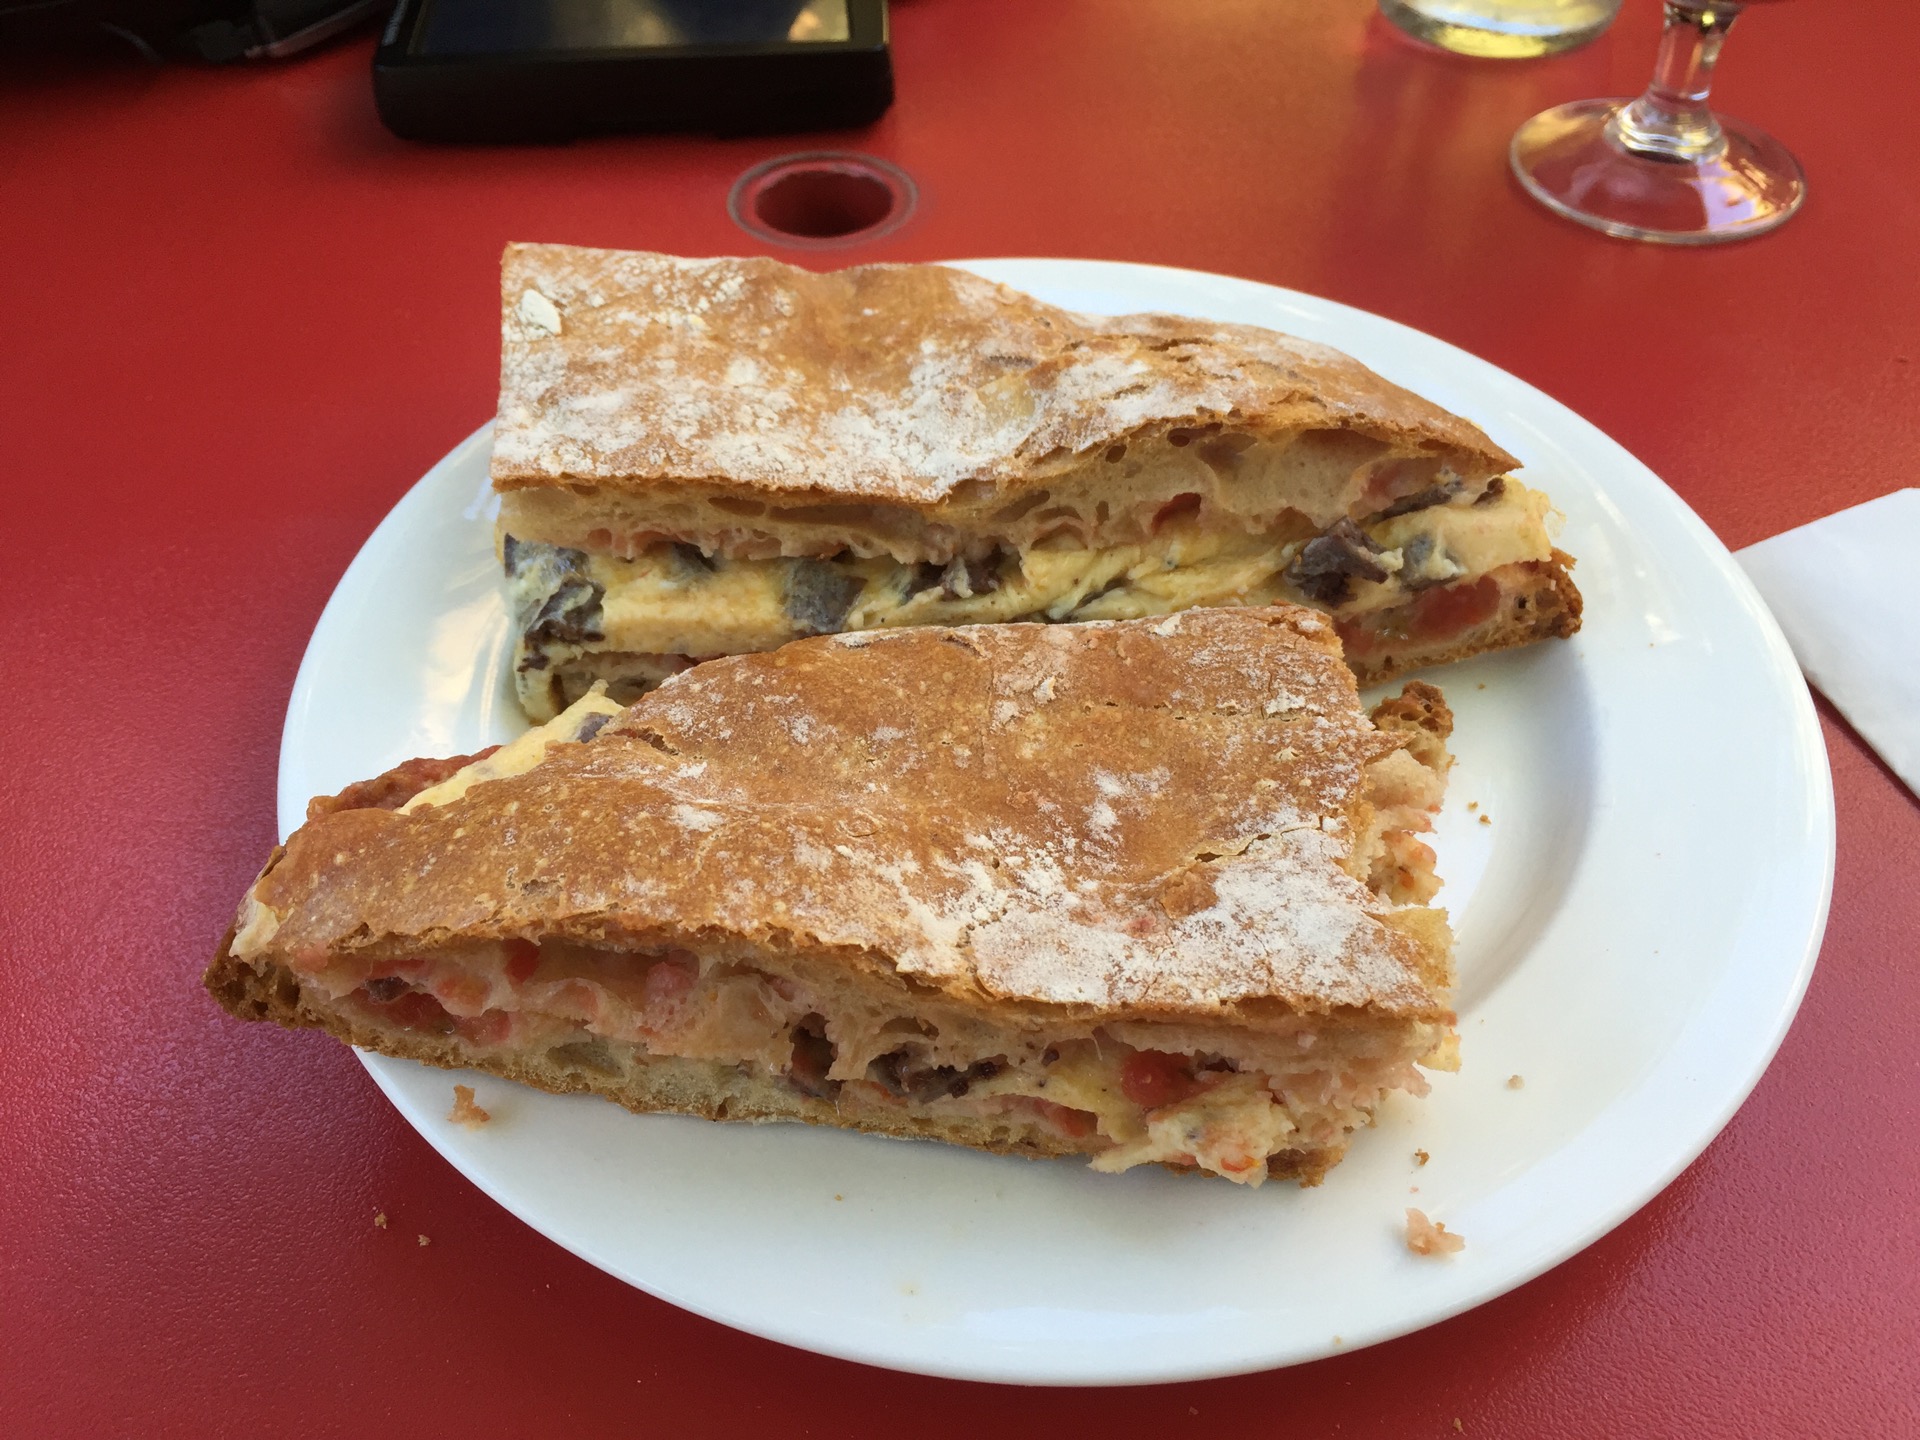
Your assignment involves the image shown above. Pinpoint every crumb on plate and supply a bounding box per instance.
[449,1084,491,1127]
[1414,1149,1430,1166]
[1507,1074,1525,1090]
[1405,1208,1465,1257]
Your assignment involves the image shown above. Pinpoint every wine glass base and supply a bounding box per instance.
[1511,99,1806,245]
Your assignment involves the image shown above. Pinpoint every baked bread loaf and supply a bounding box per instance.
[492,244,1579,719]
[207,607,1459,1186]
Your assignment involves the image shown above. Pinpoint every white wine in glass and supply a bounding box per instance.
[1509,1,1805,243]
[1379,0,1622,58]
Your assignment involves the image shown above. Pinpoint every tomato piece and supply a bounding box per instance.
[289,947,330,976]
[433,972,492,1014]
[644,954,697,1005]
[1029,1099,1097,1139]
[503,938,541,986]
[1409,575,1500,642]
[552,979,603,1025]
[1120,1049,1204,1110]
[1333,616,1377,659]
[456,1010,513,1048]
[373,989,454,1035]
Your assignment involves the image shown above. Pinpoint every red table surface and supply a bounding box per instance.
[4,1,1918,1433]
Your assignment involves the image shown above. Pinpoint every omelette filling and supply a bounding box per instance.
[505,479,1559,719]
[301,940,1450,1185]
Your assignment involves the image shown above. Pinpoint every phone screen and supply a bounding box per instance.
[417,0,851,55]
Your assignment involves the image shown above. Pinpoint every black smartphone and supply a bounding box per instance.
[374,0,891,142]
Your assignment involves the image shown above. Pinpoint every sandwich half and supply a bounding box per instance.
[207,607,1459,1186]
[492,243,1580,720]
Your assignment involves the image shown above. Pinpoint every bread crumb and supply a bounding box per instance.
[1478,814,1491,826]
[1414,1149,1430,1166]
[417,1234,431,1247]
[1465,801,1478,811]
[373,1211,388,1229]
[449,1084,491,1127]
[1507,1074,1525,1089]
[834,1194,844,1202]
[1405,1208,1465,1256]
[1454,1421,1465,1433]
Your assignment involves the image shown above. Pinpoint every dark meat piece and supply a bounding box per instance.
[867,1052,1003,1103]
[526,578,605,646]
[906,553,1003,602]
[306,746,502,821]
[1473,476,1507,507]
[784,559,865,635]
[1378,477,1463,519]
[788,1019,842,1101]
[505,536,606,646]
[574,711,613,743]
[1284,517,1390,605]
[1399,533,1438,589]
[670,541,716,573]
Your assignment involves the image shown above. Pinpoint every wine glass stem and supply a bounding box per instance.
[1610,2,1742,162]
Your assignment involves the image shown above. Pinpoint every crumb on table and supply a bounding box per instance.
[417,1235,431,1247]
[449,1084,491,1127]
[373,1211,387,1229]
[1405,1208,1465,1257]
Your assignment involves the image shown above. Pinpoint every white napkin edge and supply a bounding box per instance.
[1736,488,1920,799]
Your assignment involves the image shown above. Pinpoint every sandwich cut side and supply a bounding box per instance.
[208,608,1460,1186]
[490,244,1580,720]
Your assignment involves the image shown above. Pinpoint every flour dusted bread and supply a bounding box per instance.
[491,244,1579,719]
[208,607,1459,1185]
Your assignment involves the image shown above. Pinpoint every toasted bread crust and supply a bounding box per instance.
[492,245,1516,508]
[225,609,1453,1027]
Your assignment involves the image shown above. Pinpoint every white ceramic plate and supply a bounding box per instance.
[279,260,1833,1385]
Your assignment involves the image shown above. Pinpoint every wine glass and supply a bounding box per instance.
[1509,1,1805,244]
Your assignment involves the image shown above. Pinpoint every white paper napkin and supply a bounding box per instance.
[1737,488,1920,799]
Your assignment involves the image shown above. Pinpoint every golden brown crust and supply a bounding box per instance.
[491,245,1517,506]
[1366,680,1455,743]
[203,945,1342,1184]
[228,608,1453,1027]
